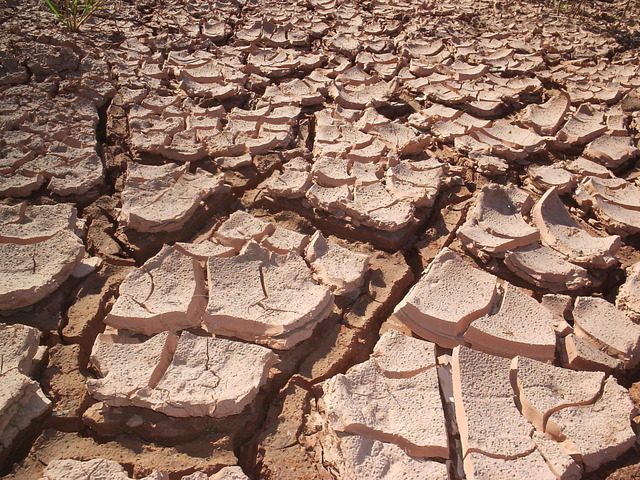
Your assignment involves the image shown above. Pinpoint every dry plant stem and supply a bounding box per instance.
[621,0,635,19]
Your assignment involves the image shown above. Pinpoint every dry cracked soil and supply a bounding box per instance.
[1,0,640,478]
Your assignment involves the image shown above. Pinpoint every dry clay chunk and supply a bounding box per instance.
[174,240,236,260]
[344,183,416,232]
[540,294,573,335]
[264,157,311,199]
[583,134,639,169]
[580,176,640,209]
[512,356,605,433]
[464,283,557,362]
[575,177,640,235]
[120,162,224,233]
[532,187,620,269]
[572,296,640,368]
[209,467,249,480]
[87,331,275,418]
[527,164,575,194]
[203,242,333,349]
[104,245,206,335]
[521,91,570,135]
[40,459,165,480]
[41,459,245,479]
[561,333,622,373]
[323,333,448,458]
[458,184,539,259]
[504,244,592,292]
[215,152,252,171]
[134,332,276,418]
[0,203,79,243]
[464,451,555,480]
[0,370,51,458]
[451,346,535,459]
[87,331,177,407]
[0,174,45,199]
[0,229,85,310]
[214,210,275,250]
[565,157,611,180]
[370,330,437,376]
[617,261,640,321]
[555,104,606,146]
[547,377,636,472]
[326,433,449,480]
[306,183,350,216]
[480,120,546,154]
[393,247,498,348]
[532,431,583,480]
[311,156,353,187]
[0,323,41,375]
[261,225,309,255]
[304,231,369,294]
[0,202,84,311]
[385,158,446,208]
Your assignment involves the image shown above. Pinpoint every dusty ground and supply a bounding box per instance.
[1,0,640,478]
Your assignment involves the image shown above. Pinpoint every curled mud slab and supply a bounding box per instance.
[2,0,640,478]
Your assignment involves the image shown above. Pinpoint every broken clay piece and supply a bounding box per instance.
[393,248,498,348]
[304,231,369,295]
[87,331,276,418]
[532,187,620,269]
[458,184,538,260]
[572,296,640,369]
[104,245,206,336]
[203,242,333,349]
[0,203,85,310]
[120,162,225,233]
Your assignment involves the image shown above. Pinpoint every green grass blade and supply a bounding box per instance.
[43,0,61,17]
[43,0,105,31]
[81,1,91,16]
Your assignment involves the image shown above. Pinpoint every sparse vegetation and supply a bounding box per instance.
[552,0,637,19]
[535,0,640,49]
[42,0,107,31]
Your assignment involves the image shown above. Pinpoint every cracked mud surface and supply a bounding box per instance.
[1,0,640,478]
